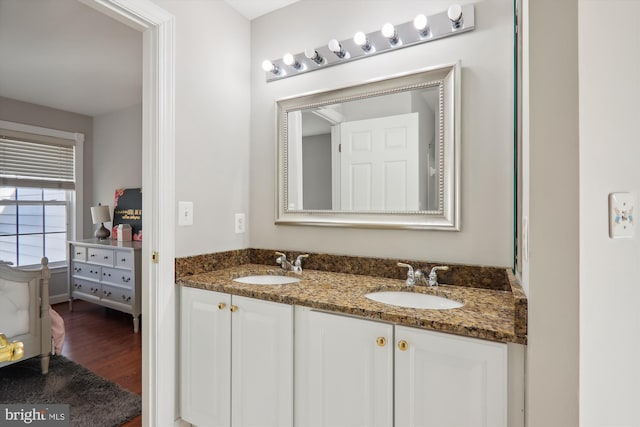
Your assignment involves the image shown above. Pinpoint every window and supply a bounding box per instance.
[0,187,70,266]
[0,121,83,267]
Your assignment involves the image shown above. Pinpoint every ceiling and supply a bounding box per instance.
[0,0,298,118]
[224,0,300,20]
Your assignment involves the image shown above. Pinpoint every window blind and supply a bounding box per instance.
[0,131,75,190]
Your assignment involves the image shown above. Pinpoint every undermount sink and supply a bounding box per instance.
[365,291,463,310]
[233,275,301,285]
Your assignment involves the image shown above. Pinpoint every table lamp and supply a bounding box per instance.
[91,203,111,240]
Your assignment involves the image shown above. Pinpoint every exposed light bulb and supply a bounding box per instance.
[448,4,463,28]
[304,48,324,65]
[328,39,347,58]
[283,53,294,65]
[353,31,372,52]
[413,14,429,36]
[261,59,278,74]
[381,22,399,45]
[283,53,302,69]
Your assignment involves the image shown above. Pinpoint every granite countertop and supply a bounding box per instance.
[177,263,526,344]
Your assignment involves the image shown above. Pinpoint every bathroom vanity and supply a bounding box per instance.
[177,258,526,427]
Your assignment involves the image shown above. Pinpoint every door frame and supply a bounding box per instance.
[79,0,176,425]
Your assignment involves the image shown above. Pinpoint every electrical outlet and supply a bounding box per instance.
[235,213,246,234]
[178,201,193,226]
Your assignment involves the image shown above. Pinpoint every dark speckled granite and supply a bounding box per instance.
[176,248,511,292]
[175,249,527,344]
[175,249,251,278]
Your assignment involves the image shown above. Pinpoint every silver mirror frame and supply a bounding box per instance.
[275,62,461,230]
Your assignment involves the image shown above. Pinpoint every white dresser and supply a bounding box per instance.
[68,238,142,332]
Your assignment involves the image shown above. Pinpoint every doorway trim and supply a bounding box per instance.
[79,0,176,425]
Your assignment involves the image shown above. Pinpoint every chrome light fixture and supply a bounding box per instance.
[261,59,281,75]
[328,39,347,58]
[413,14,430,37]
[261,3,475,82]
[304,48,324,65]
[448,4,463,29]
[283,53,302,70]
[381,23,400,46]
[354,31,373,52]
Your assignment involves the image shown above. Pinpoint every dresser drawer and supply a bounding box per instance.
[101,266,133,288]
[71,261,101,281]
[87,248,114,266]
[71,245,86,261]
[102,284,134,306]
[71,278,101,298]
[115,250,134,269]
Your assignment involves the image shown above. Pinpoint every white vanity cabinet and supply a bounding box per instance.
[294,309,508,427]
[395,325,507,427]
[68,239,141,332]
[180,287,293,427]
[294,307,393,427]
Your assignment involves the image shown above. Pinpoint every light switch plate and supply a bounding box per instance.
[609,193,635,238]
[178,201,194,226]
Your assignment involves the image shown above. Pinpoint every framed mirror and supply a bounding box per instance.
[276,62,460,230]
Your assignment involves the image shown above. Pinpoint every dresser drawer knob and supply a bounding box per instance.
[104,256,109,260]
[121,258,127,262]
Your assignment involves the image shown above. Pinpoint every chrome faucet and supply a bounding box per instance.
[275,252,309,273]
[397,263,416,286]
[427,266,449,287]
[398,263,449,287]
[293,254,309,272]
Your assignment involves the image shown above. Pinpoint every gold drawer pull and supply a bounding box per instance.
[376,337,386,347]
[398,340,408,351]
[230,305,238,312]
[218,303,227,310]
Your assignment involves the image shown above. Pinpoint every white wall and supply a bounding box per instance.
[92,103,142,221]
[150,0,251,258]
[522,0,579,425]
[579,1,640,424]
[250,0,514,266]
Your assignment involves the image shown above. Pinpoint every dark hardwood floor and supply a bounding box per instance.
[53,299,142,427]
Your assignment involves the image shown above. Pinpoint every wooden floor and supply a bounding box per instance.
[54,300,142,427]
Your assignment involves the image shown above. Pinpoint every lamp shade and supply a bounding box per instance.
[91,205,111,224]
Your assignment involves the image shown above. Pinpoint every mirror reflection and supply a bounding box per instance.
[288,87,440,212]
[276,63,459,230]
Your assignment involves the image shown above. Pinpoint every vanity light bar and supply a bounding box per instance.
[262,4,474,82]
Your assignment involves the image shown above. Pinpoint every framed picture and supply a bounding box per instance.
[112,188,142,241]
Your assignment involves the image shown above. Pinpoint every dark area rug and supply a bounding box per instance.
[0,356,141,427]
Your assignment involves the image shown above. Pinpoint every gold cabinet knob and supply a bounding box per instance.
[230,305,238,312]
[218,303,227,310]
[398,340,409,351]
[376,337,387,347]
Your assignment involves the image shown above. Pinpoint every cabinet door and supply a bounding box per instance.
[395,326,507,427]
[180,287,231,427]
[295,307,393,427]
[231,295,293,427]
